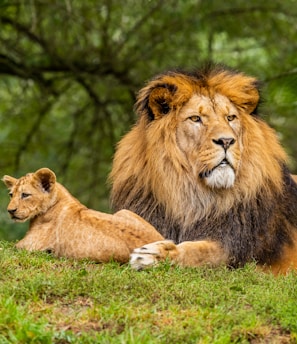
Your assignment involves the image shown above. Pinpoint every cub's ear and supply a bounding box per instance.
[2,175,17,190]
[34,168,56,193]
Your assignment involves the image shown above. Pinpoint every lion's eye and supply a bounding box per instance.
[227,114,237,122]
[189,115,201,123]
[21,193,31,199]
[9,192,13,198]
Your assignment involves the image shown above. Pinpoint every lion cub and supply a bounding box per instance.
[2,168,164,262]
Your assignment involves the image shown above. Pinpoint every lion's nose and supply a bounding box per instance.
[8,208,17,215]
[213,137,235,151]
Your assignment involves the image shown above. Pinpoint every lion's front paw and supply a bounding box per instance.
[130,240,177,270]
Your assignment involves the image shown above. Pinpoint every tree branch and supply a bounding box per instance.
[14,100,54,170]
[265,69,297,82]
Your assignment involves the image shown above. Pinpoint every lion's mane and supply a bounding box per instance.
[110,64,297,268]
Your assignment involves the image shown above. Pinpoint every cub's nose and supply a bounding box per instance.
[8,208,17,215]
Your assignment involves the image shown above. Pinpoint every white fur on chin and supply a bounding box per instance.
[205,166,235,189]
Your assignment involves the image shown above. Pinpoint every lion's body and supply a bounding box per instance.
[110,65,297,274]
[2,168,163,262]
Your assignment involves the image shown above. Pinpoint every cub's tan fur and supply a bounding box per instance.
[110,65,297,274]
[2,168,164,262]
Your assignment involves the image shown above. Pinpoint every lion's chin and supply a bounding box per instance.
[202,165,235,189]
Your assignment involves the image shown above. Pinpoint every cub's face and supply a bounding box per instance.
[176,93,242,189]
[2,168,56,222]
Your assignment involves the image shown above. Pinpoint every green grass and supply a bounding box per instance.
[0,240,296,343]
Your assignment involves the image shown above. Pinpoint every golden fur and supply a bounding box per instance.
[110,65,297,274]
[2,168,163,262]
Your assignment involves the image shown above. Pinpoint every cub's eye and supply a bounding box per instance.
[227,114,237,122]
[9,192,13,198]
[21,193,31,199]
[189,115,201,123]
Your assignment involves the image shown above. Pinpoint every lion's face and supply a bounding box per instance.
[176,93,242,189]
[2,168,57,222]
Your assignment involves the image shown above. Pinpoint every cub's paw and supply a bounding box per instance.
[130,240,177,270]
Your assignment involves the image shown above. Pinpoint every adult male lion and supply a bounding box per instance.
[2,168,163,262]
[110,64,297,274]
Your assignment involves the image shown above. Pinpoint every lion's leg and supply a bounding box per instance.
[130,240,228,270]
[260,232,297,275]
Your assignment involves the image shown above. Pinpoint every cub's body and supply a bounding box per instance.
[3,168,163,262]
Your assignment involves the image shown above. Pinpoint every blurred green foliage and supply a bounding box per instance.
[0,0,296,240]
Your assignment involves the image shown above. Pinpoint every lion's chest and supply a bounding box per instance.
[149,194,290,267]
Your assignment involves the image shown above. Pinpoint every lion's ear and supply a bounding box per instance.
[211,71,260,114]
[234,80,260,114]
[135,83,177,121]
[148,84,177,120]
[2,175,17,190]
[34,168,56,193]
